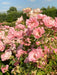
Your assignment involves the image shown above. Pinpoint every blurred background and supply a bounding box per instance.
[0,0,57,23]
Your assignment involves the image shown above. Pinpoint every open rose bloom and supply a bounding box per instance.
[1,65,9,73]
[0,8,57,75]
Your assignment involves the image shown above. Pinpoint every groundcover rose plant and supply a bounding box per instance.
[0,8,57,75]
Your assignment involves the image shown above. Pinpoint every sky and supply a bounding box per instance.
[0,0,57,12]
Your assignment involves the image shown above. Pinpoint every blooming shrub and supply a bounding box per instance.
[0,8,57,75]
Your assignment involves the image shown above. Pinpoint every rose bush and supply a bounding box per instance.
[0,8,57,75]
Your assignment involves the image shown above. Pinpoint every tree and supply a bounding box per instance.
[6,11,19,22]
[0,13,7,22]
[47,6,50,9]
[41,7,47,11]
[7,7,17,14]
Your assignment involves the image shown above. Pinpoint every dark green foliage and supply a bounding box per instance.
[0,7,27,23]
[2,22,15,27]
[0,13,7,22]
[7,7,17,14]
[6,11,27,22]
[6,11,20,22]
[0,12,27,23]
[41,6,57,18]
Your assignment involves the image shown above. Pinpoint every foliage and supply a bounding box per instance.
[0,13,7,22]
[7,7,17,14]
[41,6,57,18]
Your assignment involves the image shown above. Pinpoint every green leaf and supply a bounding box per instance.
[37,71,45,75]
[0,72,3,75]
[9,60,15,65]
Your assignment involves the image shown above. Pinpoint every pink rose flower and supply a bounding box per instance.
[24,28,32,36]
[4,25,10,29]
[55,17,57,22]
[1,65,9,73]
[15,24,25,30]
[23,8,31,13]
[0,31,5,39]
[37,14,46,19]
[15,30,23,39]
[16,16,23,25]
[44,46,49,54]
[0,41,5,52]
[55,37,57,40]
[26,17,39,30]
[33,27,45,39]
[33,8,42,13]
[38,62,46,69]
[8,27,23,40]
[51,38,54,41]
[54,17,57,27]
[36,41,40,45]
[1,50,12,61]
[43,16,55,28]
[28,47,44,62]
[8,27,16,40]
[38,65,42,68]
[54,49,57,53]
[16,49,27,59]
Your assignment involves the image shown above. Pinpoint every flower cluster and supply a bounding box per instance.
[23,8,42,17]
[0,8,57,75]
